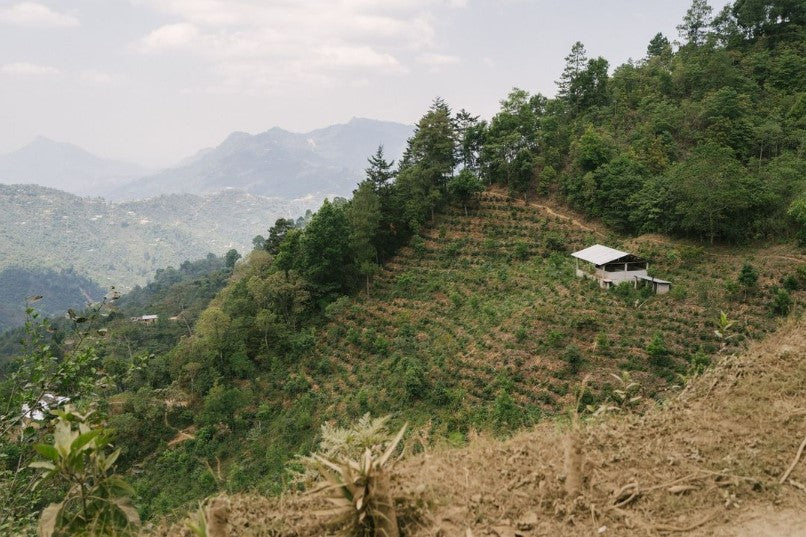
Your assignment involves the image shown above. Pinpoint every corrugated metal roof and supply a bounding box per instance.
[570,244,630,265]
[635,274,671,284]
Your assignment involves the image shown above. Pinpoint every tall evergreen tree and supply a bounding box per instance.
[265,218,296,255]
[646,32,672,58]
[347,181,382,293]
[557,41,588,103]
[297,199,356,297]
[365,145,395,193]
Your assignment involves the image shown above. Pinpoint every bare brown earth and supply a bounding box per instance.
[152,315,806,537]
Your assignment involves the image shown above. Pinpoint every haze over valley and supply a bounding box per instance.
[0,116,413,326]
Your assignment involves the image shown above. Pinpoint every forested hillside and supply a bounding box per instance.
[480,0,805,243]
[0,1,804,535]
[0,184,316,290]
[0,267,104,334]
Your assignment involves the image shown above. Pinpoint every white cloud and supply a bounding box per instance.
[132,0,461,93]
[138,22,200,52]
[1,62,60,75]
[0,2,78,28]
[319,45,404,71]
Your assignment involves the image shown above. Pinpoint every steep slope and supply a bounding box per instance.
[0,137,149,197]
[157,315,806,536]
[308,190,802,423]
[131,189,802,518]
[0,184,315,290]
[111,118,413,201]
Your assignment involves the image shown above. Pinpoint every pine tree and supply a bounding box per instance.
[557,41,588,102]
[646,32,671,57]
[365,145,395,192]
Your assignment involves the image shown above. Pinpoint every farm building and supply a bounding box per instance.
[131,314,159,325]
[571,244,670,294]
[635,275,672,295]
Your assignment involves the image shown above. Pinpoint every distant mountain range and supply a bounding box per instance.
[0,118,412,331]
[110,117,413,201]
[0,137,151,197]
[0,118,412,201]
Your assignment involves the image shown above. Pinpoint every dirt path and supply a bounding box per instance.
[532,202,604,235]
[694,506,806,536]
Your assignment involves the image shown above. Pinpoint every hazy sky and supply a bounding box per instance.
[0,0,730,166]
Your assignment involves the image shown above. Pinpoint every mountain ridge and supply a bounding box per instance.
[0,183,319,291]
[109,117,413,201]
[0,137,151,197]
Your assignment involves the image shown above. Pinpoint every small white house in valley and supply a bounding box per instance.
[571,244,652,289]
[131,314,159,325]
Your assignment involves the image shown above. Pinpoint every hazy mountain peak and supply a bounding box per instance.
[0,138,149,197]
[222,131,252,143]
[111,118,414,201]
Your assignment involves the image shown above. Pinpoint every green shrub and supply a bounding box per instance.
[513,241,529,260]
[346,327,361,346]
[515,326,528,343]
[669,284,687,300]
[543,232,566,253]
[372,335,390,356]
[411,235,426,258]
[546,330,566,348]
[647,333,671,368]
[573,314,598,331]
[595,332,610,355]
[782,274,800,292]
[687,351,711,376]
[491,389,522,431]
[770,287,792,316]
[30,407,140,537]
[563,345,584,374]
[399,356,428,400]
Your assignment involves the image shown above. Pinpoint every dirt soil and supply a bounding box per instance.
[152,316,806,537]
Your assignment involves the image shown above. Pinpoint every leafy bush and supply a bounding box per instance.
[563,345,584,374]
[737,262,759,297]
[769,287,792,316]
[492,389,523,431]
[30,406,140,537]
[411,235,426,258]
[513,241,530,260]
[781,274,800,292]
[647,333,671,368]
[543,232,566,253]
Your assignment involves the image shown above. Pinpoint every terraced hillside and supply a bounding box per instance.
[155,313,806,537]
[309,190,803,428]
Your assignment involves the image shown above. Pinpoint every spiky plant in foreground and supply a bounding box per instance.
[311,422,407,537]
[294,413,396,486]
[185,497,229,537]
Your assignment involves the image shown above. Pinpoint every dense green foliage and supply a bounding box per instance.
[490,3,805,242]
